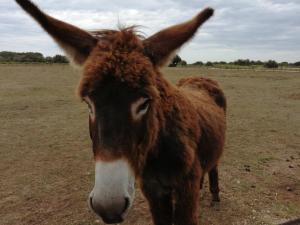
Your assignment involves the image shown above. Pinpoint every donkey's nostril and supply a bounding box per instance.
[89,196,129,223]
[123,197,130,214]
[89,196,94,211]
[101,214,124,224]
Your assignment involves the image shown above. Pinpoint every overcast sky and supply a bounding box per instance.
[1,0,299,63]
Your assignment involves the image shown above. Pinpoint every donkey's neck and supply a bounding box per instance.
[155,71,190,111]
[155,71,178,105]
[154,70,200,140]
[144,71,200,181]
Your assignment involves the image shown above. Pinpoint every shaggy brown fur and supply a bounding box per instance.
[16,1,226,225]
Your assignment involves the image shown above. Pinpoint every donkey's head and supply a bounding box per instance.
[15,0,214,223]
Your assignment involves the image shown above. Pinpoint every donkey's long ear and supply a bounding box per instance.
[143,8,214,67]
[15,0,98,65]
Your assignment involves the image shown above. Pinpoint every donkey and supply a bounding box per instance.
[15,1,226,224]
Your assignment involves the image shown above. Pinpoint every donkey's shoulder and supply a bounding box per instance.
[177,76,226,111]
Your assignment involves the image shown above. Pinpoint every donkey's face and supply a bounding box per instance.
[79,42,160,223]
[15,0,214,223]
[84,81,154,223]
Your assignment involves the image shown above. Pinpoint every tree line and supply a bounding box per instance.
[0,51,69,63]
[1,51,299,69]
[170,55,300,68]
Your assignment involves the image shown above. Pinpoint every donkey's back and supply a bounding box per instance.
[177,77,226,111]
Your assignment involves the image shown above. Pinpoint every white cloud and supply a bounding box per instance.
[0,0,299,62]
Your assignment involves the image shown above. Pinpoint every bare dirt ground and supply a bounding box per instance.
[0,65,299,225]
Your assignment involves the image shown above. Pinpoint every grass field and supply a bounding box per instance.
[0,64,299,225]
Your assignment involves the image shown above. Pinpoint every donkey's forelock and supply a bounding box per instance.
[91,26,146,43]
[78,28,156,98]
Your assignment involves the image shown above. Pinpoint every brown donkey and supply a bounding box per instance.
[15,1,226,224]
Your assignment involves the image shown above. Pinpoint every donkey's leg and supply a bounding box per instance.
[174,173,200,225]
[209,166,220,202]
[141,182,173,225]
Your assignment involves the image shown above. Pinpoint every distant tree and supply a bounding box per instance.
[279,62,289,67]
[52,54,69,63]
[0,51,15,62]
[22,52,44,62]
[294,61,300,67]
[264,60,278,68]
[206,61,213,66]
[45,56,53,63]
[178,60,187,66]
[254,60,264,65]
[192,61,204,66]
[234,59,251,66]
[169,55,182,67]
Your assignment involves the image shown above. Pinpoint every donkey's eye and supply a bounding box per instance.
[87,103,93,114]
[131,97,151,121]
[83,97,95,118]
[137,99,150,113]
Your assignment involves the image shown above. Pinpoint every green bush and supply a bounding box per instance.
[264,60,278,68]
[192,61,204,66]
[178,60,187,66]
[206,61,213,66]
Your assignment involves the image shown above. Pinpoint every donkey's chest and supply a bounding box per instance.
[141,162,179,196]
[142,144,193,188]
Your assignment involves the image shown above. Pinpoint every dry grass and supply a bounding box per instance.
[0,64,299,225]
